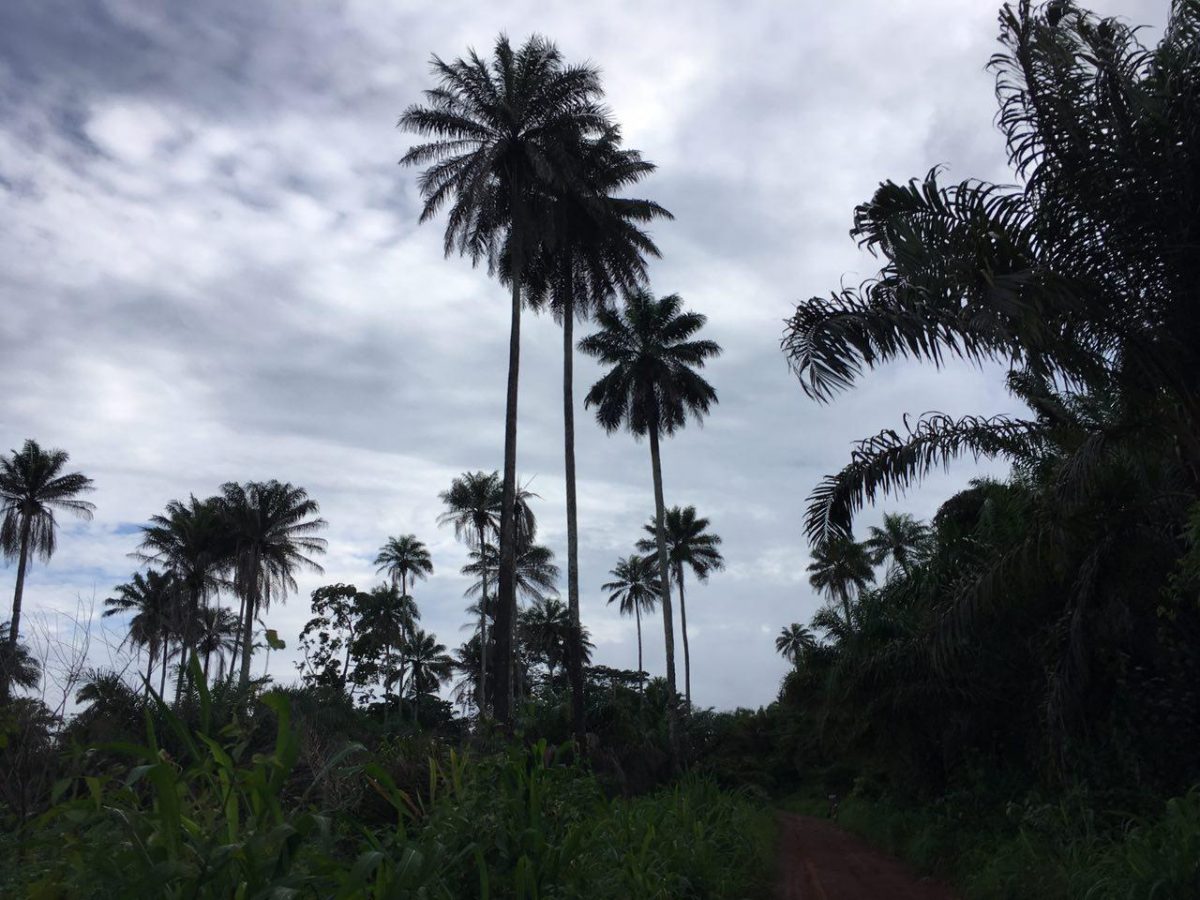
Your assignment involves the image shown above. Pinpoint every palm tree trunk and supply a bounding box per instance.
[647,423,681,768]
[175,585,199,704]
[635,602,644,695]
[230,590,247,684]
[493,226,524,727]
[478,523,490,718]
[203,647,211,683]
[160,640,169,698]
[2,518,32,703]
[676,563,691,708]
[145,637,156,697]
[561,278,587,743]
[238,556,259,687]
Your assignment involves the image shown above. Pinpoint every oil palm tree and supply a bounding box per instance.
[807,536,875,629]
[404,628,453,725]
[374,535,434,597]
[219,481,327,686]
[438,470,537,714]
[519,596,594,686]
[864,513,931,578]
[463,541,560,606]
[401,35,609,724]
[775,623,817,668]
[782,2,1200,545]
[136,495,229,702]
[103,569,178,696]
[0,439,94,698]
[521,124,673,738]
[0,624,40,693]
[196,605,239,683]
[637,505,724,707]
[602,554,660,694]
[358,584,420,717]
[579,289,721,760]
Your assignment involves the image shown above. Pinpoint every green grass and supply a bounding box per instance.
[8,681,772,899]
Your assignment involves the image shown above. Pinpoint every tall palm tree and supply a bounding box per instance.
[400,36,608,725]
[864,513,931,578]
[602,554,660,694]
[519,596,594,686]
[0,439,94,698]
[103,569,178,696]
[579,289,721,760]
[807,536,875,629]
[0,623,40,693]
[437,471,536,714]
[374,535,434,597]
[637,505,724,707]
[136,495,229,702]
[196,605,239,683]
[219,481,327,686]
[522,125,673,739]
[775,623,817,668]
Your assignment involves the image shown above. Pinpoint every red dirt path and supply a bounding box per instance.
[775,813,960,900]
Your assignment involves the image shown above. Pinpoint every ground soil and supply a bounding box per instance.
[775,812,960,899]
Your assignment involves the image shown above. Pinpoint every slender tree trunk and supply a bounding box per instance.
[841,589,853,631]
[175,585,199,705]
[238,554,259,687]
[203,647,211,683]
[2,519,31,703]
[647,424,681,768]
[230,590,247,684]
[635,602,644,695]
[145,638,156,697]
[7,517,31,649]
[493,224,524,727]
[160,641,169,698]
[676,564,692,708]
[561,280,587,743]
[478,521,490,718]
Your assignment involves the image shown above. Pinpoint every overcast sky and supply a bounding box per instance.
[0,0,1164,711]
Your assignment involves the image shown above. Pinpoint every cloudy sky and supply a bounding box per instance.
[0,0,1164,711]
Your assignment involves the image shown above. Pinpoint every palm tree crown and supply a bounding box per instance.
[579,289,721,438]
[602,554,661,619]
[807,536,875,628]
[864,513,931,577]
[776,623,817,667]
[638,506,725,582]
[374,535,434,595]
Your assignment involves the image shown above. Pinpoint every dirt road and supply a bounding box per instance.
[775,813,959,899]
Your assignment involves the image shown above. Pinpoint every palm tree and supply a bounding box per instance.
[374,535,434,596]
[359,584,420,718]
[219,481,327,686]
[404,628,453,725]
[463,541,560,607]
[579,289,721,760]
[400,36,608,725]
[519,596,594,686]
[0,440,94,698]
[136,495,229,702]
[781,3,1200,546]
[103,570,178,696]
[637,505,724,707]
[807,536,875,629]
[864,513,931,578]
[602,554,660,694]
[0,624,40,693]
[522,125,673,739]
[776,623,817,668]
[438,471,537,714]
[196,605,239,682]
